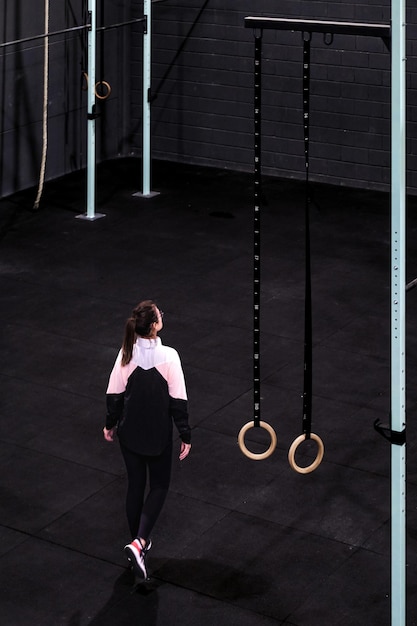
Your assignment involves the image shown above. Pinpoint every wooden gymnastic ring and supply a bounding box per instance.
[238,421,277,461]
[95,80,112,100]
[288,433,324,474]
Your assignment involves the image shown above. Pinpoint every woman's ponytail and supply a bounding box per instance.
[121,317,137,366]
[121,300,158,365]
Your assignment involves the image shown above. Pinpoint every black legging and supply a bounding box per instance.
[120,441,173,541]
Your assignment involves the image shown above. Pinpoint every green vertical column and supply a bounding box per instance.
[143,0,151,196]
[391,0,406,623]
[86,0,96,218]
[133,0,159,199]
[78,0,104,220]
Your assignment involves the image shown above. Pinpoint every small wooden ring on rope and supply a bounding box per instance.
[288,433,324,474]
[95,80,112,100]
[238,421,277,460]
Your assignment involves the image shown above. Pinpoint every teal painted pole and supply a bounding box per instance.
[78,0,104,220]
[391,0,406,623]
[143,0,151,196]
[86,0,96,218]
[133,0,159,198]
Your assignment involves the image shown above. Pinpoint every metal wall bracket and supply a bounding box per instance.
[87,105,100,121]
[374,418,406,445]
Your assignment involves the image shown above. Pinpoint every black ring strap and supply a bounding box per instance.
[238,31,277,461]
[302,34,313,439]
[288,34,324,474]
[253,32,262,429]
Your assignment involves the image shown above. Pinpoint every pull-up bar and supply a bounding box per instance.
[244,16,391,39]
[245,9,405,625]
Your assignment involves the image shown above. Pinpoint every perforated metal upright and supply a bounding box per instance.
[142,0,152,196]
[391,0,407,623]
[133,0,159,199]
[78,0,105,220]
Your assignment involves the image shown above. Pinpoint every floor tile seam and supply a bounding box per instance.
[188,388,257,426]
[277,442,388,479]
[0,438,122,478]
[168,486,242,517]
[361,520,391,559]
[0,372,103,403]
[0,518,125,569]
[262,380,388,411]
[194,386,254,419]
[308,314,382,345]
[277,563,353,626]
[182,358,253,379]
[148,572,286,625]
[258,327,304,341]
[262,361,390,383]
[291,448,390,480]
[227,506,387,555]
[0,523,34,554]
[185,360,254,383]
[167,485,384,557]
[321,458,390,480]
[9,523,128,570]
[308,340,390,363]
[3,318,123,351]
[3,476,124,544]
[151,518,382,623]
[260,370,389,390]
[0,276,134,312]
[314,340,390,361]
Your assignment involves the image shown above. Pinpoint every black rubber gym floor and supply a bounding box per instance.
[1,158,417,625]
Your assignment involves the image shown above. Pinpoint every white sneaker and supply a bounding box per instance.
[124,539,148,579]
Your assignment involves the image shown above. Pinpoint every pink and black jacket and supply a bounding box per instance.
[106,337,190,455]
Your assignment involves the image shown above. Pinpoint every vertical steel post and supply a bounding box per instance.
[78,0,104,220]
[391,0,406,623]
[133,0,159,198]
[143,0,151,196]
[86,0,96,218]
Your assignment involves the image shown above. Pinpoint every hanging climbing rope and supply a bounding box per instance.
[33,0,50,210]
[238,31,278,461]
[287,33,324,474]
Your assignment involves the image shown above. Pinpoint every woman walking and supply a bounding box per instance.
[103,300,191,580]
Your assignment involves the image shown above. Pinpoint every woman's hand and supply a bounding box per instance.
[103,427,115,442]
[179,442,191,460]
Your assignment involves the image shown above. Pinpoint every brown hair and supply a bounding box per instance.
[121,300,158,365]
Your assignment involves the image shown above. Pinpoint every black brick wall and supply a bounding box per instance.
[0,0,130,198]
[2,1,416,198]
[131,0,417,193]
